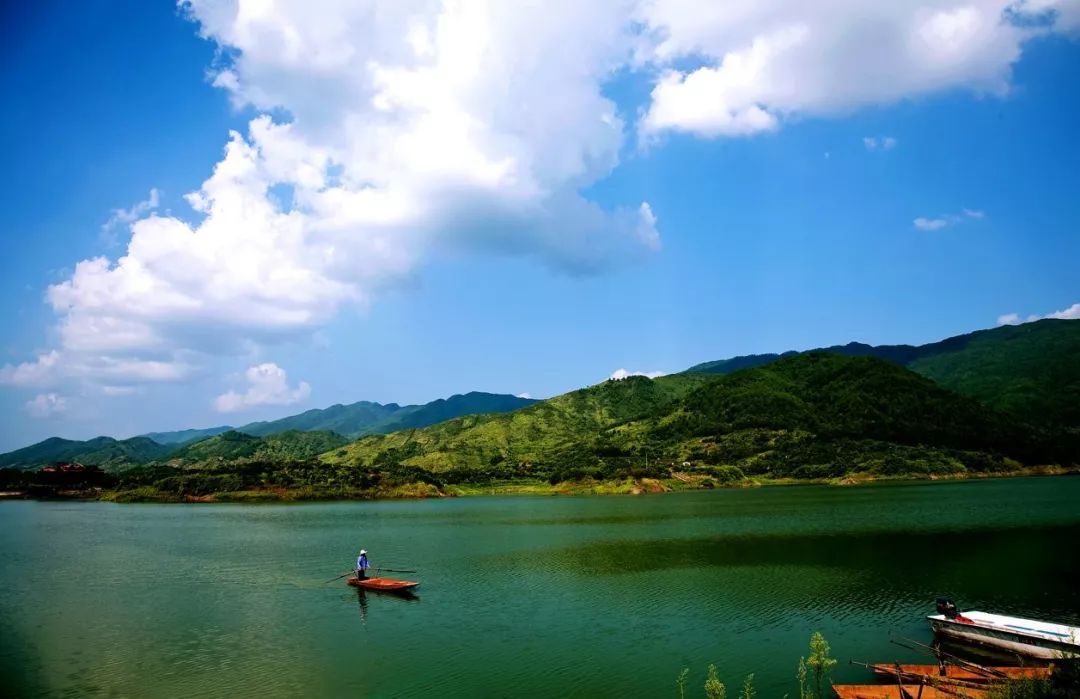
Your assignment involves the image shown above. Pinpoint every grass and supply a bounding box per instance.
[92,465,1077,503]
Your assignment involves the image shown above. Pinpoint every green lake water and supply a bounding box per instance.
[2,477,1079,697]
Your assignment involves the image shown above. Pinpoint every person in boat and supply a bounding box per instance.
[355,549,370,580]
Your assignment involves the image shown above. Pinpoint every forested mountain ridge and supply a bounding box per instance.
[325,354,1077,483]
[1,391,537,469]
[0,435,173,469]
[684,319,1080,427]
[167,430,350,464]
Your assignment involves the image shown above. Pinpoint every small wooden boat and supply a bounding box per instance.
[833,684,987,699]
[869,664,1051,685]
[347,576,420,592]
[928,599,1080,660]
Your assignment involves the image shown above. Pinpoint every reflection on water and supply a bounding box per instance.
[1,477,1079,698]
[355,588,420,625]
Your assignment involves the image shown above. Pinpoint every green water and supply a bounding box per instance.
[2,477,1079,698]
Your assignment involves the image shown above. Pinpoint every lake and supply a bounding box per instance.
[2,477,1079,697]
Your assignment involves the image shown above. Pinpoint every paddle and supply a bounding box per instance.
[323,570,356,584]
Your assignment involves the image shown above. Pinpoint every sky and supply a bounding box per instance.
[0,0,1078,451]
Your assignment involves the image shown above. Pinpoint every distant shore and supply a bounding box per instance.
[1,465,1073,503]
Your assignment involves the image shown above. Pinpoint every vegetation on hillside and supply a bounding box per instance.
[235,391,537,438]
[909,319,1080,428]
[326,354,1076,486]
[0,435,171,470]
[0,392,536,471]
[167,430,350,465]
[685,319,1080,428]
[4,322,1076,502]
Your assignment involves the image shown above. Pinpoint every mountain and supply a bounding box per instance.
[235,392,538,438]
[141,426,233,445]
[324,372,709,472]
[685,319,1080,427]
[326,354,1076,480]
[237,402,400,437]
[1,390,538,470]
[908,320,1080,428]
[0,435,172,470]
[168,430,350,464]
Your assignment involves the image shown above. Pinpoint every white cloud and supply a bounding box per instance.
[914,216,949,231]
[14,1,659,390]
[25,393,69,418]
[102,188,161,236]
[516,392,532,399]
[637,0,1080,138]
[100,385,140,397]
[913,208,986,230]
[609,368,667,380]
[864,136,898,150]
[214,363,311,413]
[1048,302,1080,320]
[996,302,1080,325]
[0,349,194,388]
[0,351,61,386]
[997,312,1023,325]
[8,0,1075,394]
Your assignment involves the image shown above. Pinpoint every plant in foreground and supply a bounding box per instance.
[704,664,726,699]
[798,631,837,699]
[677,667,689,699]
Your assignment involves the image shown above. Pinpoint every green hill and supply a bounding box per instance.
[685,319,1080,427]
[0,435,172,470]
[652,353,1067,479]
[325,354,1075,481]
[141,426,233,445]
[168,430,350,465]
[238,403,399,437]
[235,392,537,438]
[908,320,1080,427]
[323,372,710,472]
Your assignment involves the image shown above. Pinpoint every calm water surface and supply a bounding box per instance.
[2,477,1079,697]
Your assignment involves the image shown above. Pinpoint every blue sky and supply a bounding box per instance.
[0,1,1077,450]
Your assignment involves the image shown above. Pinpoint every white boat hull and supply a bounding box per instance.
[928,612,1080,660]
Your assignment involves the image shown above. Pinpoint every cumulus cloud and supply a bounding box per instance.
[913,208,986,230]
[610,368,667,380]
[637,0,1080,138]
[7,0,1077,394]
[998,302,1080,325]
[864,136,898,150]
[516,392,533,399]
[25,393,69,418]
[214,363,311,413]
[12,0,660,390]
[1049,303,1080,319]
[102,188,160,236]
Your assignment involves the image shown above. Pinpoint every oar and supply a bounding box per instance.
[889,636,1007,679]
[323,570,356,584]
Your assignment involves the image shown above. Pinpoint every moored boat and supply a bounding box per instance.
[928,598,1080,660]
[347,576,420,592]
[868,663,1051,685]
[833,684,987,699]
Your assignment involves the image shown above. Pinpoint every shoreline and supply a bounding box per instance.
[1,465,1073,504]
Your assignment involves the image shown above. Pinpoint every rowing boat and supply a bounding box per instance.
[869,664,1051,684]
[928,599,1080,660]
[833,684,987,699]
[347,576,420,592]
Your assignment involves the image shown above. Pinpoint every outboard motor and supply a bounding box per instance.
[936,597,958,619]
